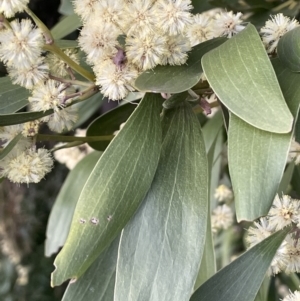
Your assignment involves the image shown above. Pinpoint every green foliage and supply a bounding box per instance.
[190,227,290,301]
[0,133,22,160]
[115,100,208,301]
[52,94,163,286]
[45,151,102,257]
[0,109,53,126]
[87,102,137,151]
[202,24,293,133]
[61,235,119,301]
[228,114,290,221]
[0,77,29,114]
[278,27,300,72]
[3,1,300,300]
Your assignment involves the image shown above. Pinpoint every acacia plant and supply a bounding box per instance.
[1,0,300,300]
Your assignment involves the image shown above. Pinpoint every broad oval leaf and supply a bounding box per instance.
[0,77,29,114]
[190,227,290,301]
[45,151,102,257]
[278,26,300,72]
[228,58,300,221]
[62,235,120,301]
[202,24,293,133]
[51,93,163,286]
[115,101,208,301]
[87,102,137,151]
[228,114,291,221]
[135,38,226,94]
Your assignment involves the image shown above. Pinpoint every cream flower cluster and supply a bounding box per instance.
[0,11,79,133]
[247,194,300,275]
[0,3,83,183]
[0,124,53,184]
[74,0,244,100]
[260,13,299,53]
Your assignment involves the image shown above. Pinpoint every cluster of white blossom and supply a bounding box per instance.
[74,0,245,101]
[211,184,234,233]
[247,194,300,275]
[0,0,29,17]
[0,0,297,187]
[0,123,54,184]
[260,13,299,53]
[0,1,84,184]
[0,5,79,132]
